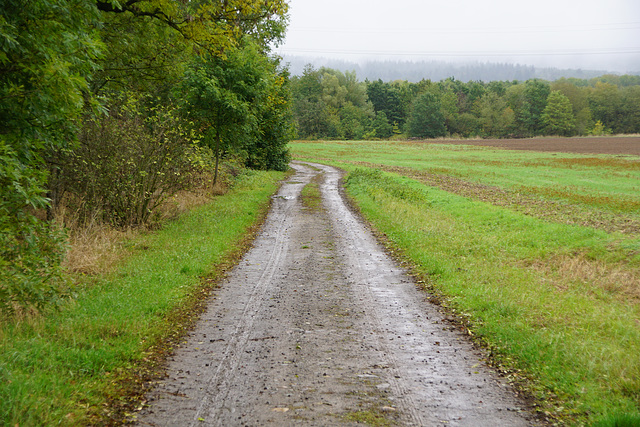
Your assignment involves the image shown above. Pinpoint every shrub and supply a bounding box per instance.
[57,94,204,228]
[0,144,67,316]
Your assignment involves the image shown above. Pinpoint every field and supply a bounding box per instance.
[290,137,640,426]
[428,136,640,156]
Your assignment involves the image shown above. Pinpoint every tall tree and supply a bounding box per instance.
[518,79,551,136]
[181,39,291,182]
[406,92,446,139]
[366,79,406,126]
[541,91,576,136]
[478,92,515,138]
[588,82,622,133]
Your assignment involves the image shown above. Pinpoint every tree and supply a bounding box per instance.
[551,79,593,135]
[1,0,102,313]
[366,79,406,127]
[588,82,623,133]
[619,86,640,134]
[541,91,576,136]
[95,0,288,56]
[478,92,515,138]
[518,79,551,136]
[1,0,293,315]
[372,111,393,139]
[181,39,291,182]
[406,92,446,139]
[245,61,294,171]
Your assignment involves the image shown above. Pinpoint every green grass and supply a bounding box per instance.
[291,140,640,426]
[300,172,323,211]
[292,140,640,214]
[0,169,286,426]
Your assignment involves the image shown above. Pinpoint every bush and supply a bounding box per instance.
[57,94,204,228]
[0,144,67,316]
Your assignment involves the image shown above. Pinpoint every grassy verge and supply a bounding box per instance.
[0,169,286,426]
[290,141,640,426]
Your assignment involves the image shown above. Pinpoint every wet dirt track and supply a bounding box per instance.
[137,162,539,426]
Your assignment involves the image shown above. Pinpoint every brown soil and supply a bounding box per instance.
[136,163,541,426]
[422,136,640,156]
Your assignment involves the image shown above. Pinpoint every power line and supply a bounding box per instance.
[286,22,640,36]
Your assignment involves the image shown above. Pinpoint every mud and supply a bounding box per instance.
[137,162,539,426]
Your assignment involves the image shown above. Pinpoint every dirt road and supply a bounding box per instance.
[137,162,539,426]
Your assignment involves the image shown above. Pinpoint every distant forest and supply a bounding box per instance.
[290,64,640,140]
[283,56,638,83]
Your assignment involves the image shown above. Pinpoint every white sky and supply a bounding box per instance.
[276,0,640,71]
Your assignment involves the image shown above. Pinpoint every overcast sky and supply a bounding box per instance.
[276,0,640,72]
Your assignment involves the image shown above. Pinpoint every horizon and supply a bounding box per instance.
[280,54,639,83]
[276,0,640,75]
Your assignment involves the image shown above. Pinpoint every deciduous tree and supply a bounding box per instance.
[406,92,446,139]
[541,91,576,136]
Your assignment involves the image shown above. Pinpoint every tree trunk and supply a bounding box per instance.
[213,129,221,187]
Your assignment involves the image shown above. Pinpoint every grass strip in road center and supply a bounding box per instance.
[0,170,286,426]
[341,166,640,426]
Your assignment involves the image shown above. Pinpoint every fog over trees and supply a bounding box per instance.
[283,56,638,83]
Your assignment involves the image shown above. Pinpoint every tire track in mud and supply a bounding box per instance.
[137,162,539,427]
[190,179,295,424]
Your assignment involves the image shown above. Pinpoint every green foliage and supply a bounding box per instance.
[0,0,102,151]
[372,111,394,139]
[406,92,446,138]
[366,79,407,126]
[246,66,294,171]
[542,91,576,136]
[589,120,612,136]
[290,68,640,141]
[588,82,622,133]
[96,0,288,56]
[291,65,375,140]
[0,0,101,315]
[478,92,515,137]
[181,39,292,179]
[0,143,68,316]
[514,79,551,136]
[59,93,203,227]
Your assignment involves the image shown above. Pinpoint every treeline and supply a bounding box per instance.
[291,65,640,140]
[1,1,293,315]
[284,56,617,83]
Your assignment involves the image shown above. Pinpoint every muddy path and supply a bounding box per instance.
[137,162,539,426]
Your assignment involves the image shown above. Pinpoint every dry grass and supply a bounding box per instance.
[58,171,226,276]
[532,253,640,304]
[57,206,137,275]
